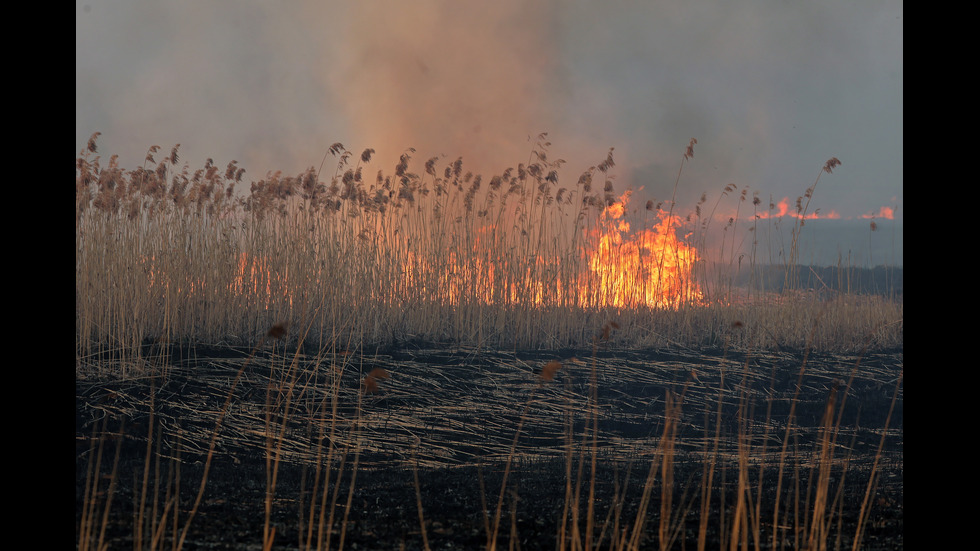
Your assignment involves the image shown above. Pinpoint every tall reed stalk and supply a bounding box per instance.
[77,134,899,368]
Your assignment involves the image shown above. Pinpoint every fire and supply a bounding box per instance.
[583,193,703,308]
[757,197,841,220]
[140,252,291,308]
[402,245,557,307]
[862,206,895,220]
[232,251,290,306]
[401,192,703,310]
[139,193,704,312]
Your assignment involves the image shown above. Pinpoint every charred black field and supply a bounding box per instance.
[76,342,902,550]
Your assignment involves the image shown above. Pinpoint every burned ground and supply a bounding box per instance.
[77,345,902,550]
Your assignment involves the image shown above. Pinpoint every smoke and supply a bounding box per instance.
[77,0,902,241]
[312,1,775,206]
[76,2,347,177]
[319,1,564,176]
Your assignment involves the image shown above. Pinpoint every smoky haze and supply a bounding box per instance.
[322,1,565,175]
[76,1,902,266]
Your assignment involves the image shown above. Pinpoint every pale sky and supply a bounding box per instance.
[76,1,902,266]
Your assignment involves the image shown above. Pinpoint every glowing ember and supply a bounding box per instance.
[141,252,291,308]
[233,252,288,301]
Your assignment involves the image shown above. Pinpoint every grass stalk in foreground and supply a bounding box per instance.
[852,369,902,550]
[78,415,119,551]
[412,439,433,551]
[487,373,543,550]
[78,323,899,550]
[174,323,287,551]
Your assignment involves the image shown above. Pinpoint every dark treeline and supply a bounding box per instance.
[725,264,903,297]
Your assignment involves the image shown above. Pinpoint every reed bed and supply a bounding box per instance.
[77,134,901,549]
[76,134,901,373]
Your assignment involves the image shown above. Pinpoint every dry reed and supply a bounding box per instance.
[76,134,901,371]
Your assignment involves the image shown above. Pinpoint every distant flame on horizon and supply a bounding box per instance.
[754,197,841,220]
[862,206,895,220]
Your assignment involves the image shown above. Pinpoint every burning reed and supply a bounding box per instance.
[76,133,902,368]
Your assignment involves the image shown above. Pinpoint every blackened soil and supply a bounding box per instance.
[77,345,902,550]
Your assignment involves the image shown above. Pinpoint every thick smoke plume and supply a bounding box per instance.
[322,1,565,176]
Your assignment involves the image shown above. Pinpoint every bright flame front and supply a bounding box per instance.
[399,192,704,310]
[583,198,703,309]
[140,193,704,311]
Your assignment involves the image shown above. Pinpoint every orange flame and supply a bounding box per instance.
[401,192,703,309]
[583,193,703,308]
[862,206,895,220]
[141,193,704,312]
[140,252,291,308]
[757,197,840,220]
[232,252,290,306]
[402,246,556,307]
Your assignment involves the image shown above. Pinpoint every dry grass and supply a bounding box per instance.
[76,134,901,369]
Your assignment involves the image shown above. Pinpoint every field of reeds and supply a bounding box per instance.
[76,134,902,550]
[75,133,901,366]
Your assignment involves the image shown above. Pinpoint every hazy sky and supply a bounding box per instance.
[76,1,902,265]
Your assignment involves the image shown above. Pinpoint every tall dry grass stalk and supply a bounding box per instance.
[79,313,899,550]
[77,134,900,373]
[78,414,124,551]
